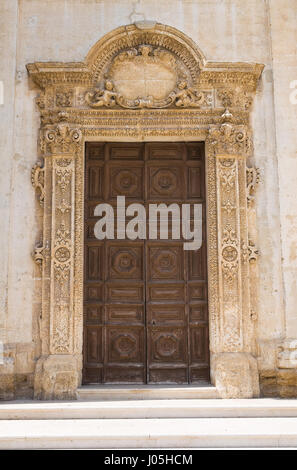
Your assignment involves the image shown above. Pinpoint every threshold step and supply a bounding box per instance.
[77,385,218,400]
[1,417,297,448]
[1,399,297,420]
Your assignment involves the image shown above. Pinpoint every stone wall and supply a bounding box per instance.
[0,0,296,398]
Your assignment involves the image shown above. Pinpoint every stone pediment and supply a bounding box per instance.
[27,23,263,111]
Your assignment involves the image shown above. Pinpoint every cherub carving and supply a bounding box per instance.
[85,80,118,108]
[174,81,206,107]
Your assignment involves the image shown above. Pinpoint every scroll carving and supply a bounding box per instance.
[42,123,82,155]
[246,166,260,206]
[242,240,259,263]
[31,161,45,206]
[32,241,49,266]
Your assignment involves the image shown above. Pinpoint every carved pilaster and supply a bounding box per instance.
[207,113,259,398]
[34,123,82,400]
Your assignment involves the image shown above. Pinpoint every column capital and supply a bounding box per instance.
[207,110,252,158]
[40,122,82,156]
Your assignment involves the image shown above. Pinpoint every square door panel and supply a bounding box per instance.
[147,165,183,199]
[189,303,207,322]
[106,327,144,363]
[109,165,144,199]
[149,328,187,363]
[84,283,103,302]
[107,244,143,280]
[147,245,184,281]
[188,282,207,301]
[85,304,103,324]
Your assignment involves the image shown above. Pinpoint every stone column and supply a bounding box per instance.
[33,123,82,399]
[207,111,260,398]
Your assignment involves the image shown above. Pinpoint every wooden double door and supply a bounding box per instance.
[83,142,210,384]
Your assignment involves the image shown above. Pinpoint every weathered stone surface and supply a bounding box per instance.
[214,353,260,399]
[34,355,78,400]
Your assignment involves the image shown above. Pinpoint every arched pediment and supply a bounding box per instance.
[27,22,263,111]
[85,23,206,85]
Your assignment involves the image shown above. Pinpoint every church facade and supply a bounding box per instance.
[0,0,296,400]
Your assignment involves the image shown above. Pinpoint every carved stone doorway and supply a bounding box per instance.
[83,141,210,385]
[28,23,263,399]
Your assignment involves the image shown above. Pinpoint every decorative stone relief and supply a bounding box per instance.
[208,110,252,157]
[246,166,260,206]
[31,161,45,206]
[50,156,76,355]
[26,23,263,399]
[217,157,242,351]
[217,88,253,110]
[42,124,82,155]
[85,44,213,109]
[32,241,49,266]
[56,89,74,107]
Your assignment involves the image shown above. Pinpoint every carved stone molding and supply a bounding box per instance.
[26,23,263,399]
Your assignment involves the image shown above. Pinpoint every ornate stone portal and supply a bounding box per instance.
[27,23,263,399]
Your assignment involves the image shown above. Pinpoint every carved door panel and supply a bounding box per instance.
[83,142,209,384]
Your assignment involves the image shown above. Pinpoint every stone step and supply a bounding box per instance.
[1,398,297,420]
[77,384,219,401]
[1,417,297,448]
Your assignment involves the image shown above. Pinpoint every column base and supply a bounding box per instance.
[34,355,78,400]
[213,352,260,398]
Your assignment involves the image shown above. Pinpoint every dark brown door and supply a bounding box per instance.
[83,142,210,384]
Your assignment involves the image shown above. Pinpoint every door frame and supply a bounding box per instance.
[28,23,263,399]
